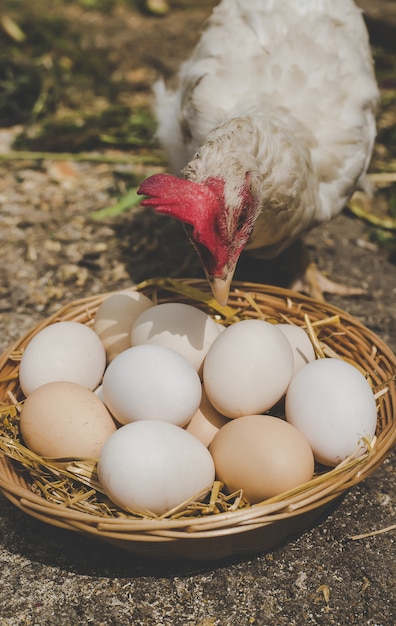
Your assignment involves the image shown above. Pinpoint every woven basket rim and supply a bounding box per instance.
[0,278,394,558]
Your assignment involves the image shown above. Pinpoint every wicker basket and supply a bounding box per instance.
[0,278,394,561]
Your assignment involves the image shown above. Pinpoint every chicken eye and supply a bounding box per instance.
[236,207,248,232]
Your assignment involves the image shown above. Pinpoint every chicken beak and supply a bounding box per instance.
[208,269,236,306]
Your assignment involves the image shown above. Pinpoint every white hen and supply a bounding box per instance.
[138,0,379,304]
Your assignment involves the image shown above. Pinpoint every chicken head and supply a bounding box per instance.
[138,172,257,305]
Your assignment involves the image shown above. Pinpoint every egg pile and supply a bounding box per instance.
[17,290,378,516]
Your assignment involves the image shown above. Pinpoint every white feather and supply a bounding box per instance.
[154,0,378,256]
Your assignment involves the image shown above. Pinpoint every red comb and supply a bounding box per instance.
[137,174,222,254]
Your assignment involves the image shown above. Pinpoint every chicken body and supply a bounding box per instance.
[139,0,379,304]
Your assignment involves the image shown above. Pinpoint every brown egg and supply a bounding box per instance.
[186,386,230,446]
[209,414,314,503]
[20,381,117,459]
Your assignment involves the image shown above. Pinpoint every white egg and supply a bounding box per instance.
[285,357,377,466]
[93,384,105,403]
[19,321,106,396]
[93,290,153,362]
[97,420,215,516]
[203,319,294,418]
[131,302,221,372]
[102,344,202,426]
[276,323,316,374]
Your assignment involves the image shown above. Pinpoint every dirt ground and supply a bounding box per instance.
[0,2,395,625]
[0,0,395,351]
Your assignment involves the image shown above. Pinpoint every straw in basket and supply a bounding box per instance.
[0,278,394,561]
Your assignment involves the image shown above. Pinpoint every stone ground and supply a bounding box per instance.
[0,1,395,624]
